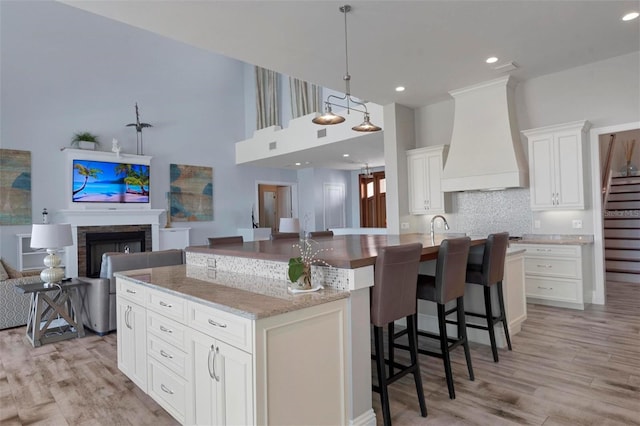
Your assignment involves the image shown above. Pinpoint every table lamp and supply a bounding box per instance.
[30,223,73,287]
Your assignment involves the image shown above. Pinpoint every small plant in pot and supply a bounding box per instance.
[70,131,100,150]
[287,238,332,290]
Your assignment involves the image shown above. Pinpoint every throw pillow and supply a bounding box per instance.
[0,259,9,281]
[0,259,23,279]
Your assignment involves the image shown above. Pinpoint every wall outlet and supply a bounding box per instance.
[572,219,583,229]
[401,222,410,230]
[534,220,541,229]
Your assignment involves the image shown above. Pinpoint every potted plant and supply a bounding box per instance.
[70,131,100,150]
[287,239,331,290]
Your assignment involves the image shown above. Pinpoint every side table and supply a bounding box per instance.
[14,279,87,347]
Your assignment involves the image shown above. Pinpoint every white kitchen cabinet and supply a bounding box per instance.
[116,295,147,391]
[519,244,590,310]
[190,329,253,426]
[158,228,190,250]
[16,233,66,272]
[116,274,348,426]
[522,120,590,210]
[407,145,451,215]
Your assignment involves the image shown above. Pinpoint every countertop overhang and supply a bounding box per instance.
[187,233,487,269]
[115,264,349,320]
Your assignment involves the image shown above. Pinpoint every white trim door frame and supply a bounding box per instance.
[590,121,640,305]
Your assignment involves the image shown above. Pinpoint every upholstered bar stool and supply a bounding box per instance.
[208,236,243,246]
[464,232,511,362]
[270,232,299,240]
[395,237,473,400]
[370,243,427,426]
[307,230,334,238]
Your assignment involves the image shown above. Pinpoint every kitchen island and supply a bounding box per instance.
[116,234,525,425]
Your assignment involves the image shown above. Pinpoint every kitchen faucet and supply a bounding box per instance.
[430,215,449,241]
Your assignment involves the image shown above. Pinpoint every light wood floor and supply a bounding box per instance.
[1,281,638,425]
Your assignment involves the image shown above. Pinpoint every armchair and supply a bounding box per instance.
[0,258,42,330]
[79,249,184,335]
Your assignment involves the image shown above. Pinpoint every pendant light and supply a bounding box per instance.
[312,5,382,132]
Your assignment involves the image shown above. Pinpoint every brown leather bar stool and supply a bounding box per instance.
[307,230,334,238]
[463,232,511,362]
[394,237,473,400]
[371,243,427,426]
[208,236,243,246]
[270,232,300,240]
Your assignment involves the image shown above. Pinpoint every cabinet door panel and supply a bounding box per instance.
[555,131,583,208]
[529,135,555,209]
[116,297,147,391]
[426,152,444,213]
[191,331,219,425]
[408,153,428,214]
[217,339,253,426]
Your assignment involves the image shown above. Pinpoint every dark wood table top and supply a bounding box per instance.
[14,278,87,294]
[187,233,486,269]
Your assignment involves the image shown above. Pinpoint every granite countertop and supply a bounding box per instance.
[187,233,487,268]
[512,234,594,245]
[115,264,350,320]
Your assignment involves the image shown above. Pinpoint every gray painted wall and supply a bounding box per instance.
[0,1,299,265]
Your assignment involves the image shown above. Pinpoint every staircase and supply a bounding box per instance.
[604,176,640,283]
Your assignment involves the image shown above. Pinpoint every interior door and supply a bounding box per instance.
[323,183,345,230]
[276,186,292,224]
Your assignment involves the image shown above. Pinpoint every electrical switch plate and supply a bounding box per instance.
[534,220,541,229]
[401,222,410,230]
[572,219,583,229]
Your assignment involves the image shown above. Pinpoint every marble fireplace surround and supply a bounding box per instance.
[57,209,164,278]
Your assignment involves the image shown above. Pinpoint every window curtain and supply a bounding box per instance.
[255,66,280,130]
[289,77,322,119]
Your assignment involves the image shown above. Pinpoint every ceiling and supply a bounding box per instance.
[61,0,640,170]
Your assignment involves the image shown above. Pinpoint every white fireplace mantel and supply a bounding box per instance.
[58,209,164,277]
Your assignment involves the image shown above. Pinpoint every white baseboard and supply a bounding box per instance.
[349,408,376,426]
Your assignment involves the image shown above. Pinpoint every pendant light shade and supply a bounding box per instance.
[352,113,382,132]
[311,104,346,125]
[311,5,381,132]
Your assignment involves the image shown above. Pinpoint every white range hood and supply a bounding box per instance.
[441,76,528,192]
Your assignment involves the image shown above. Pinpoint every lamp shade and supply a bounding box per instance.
[279,218,300,233]
[30,223,73,249]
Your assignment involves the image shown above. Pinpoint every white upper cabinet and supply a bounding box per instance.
[522,120,590,210]
[407,145,451,215]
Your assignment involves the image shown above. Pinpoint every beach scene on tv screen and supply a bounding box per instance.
[73,160,149,203]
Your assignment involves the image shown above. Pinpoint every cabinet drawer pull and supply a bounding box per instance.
[160,349,173,359]
[159,325,173,334]
[536,264,552,268]
[160,384,174,395]
[126,289,137,294]
[159,301,173,308]
[125,306,132,329]
[537,286,553,290]
[208,344,220,382]
[208,319,228,328]
[535,248,552,252]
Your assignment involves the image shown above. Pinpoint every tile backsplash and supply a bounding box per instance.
[416,188,533,237]
[454,188,532,236]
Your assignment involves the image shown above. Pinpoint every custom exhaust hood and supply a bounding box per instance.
[441,76,528,192]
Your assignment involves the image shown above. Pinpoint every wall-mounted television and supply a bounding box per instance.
[72,159,150,203]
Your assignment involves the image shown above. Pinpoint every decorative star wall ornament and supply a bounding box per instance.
[126,102,153,155]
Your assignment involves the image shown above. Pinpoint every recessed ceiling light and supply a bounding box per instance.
[486,56,498,64]
[343,153,350,157]
[395,86,405,92]
[622,11,639,21]
[295,162,301,166]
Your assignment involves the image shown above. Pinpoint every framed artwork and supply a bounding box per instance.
[0,149,32,225]
[169,164,213,222]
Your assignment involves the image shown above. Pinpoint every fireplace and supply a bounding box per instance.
[77,225,152,278]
